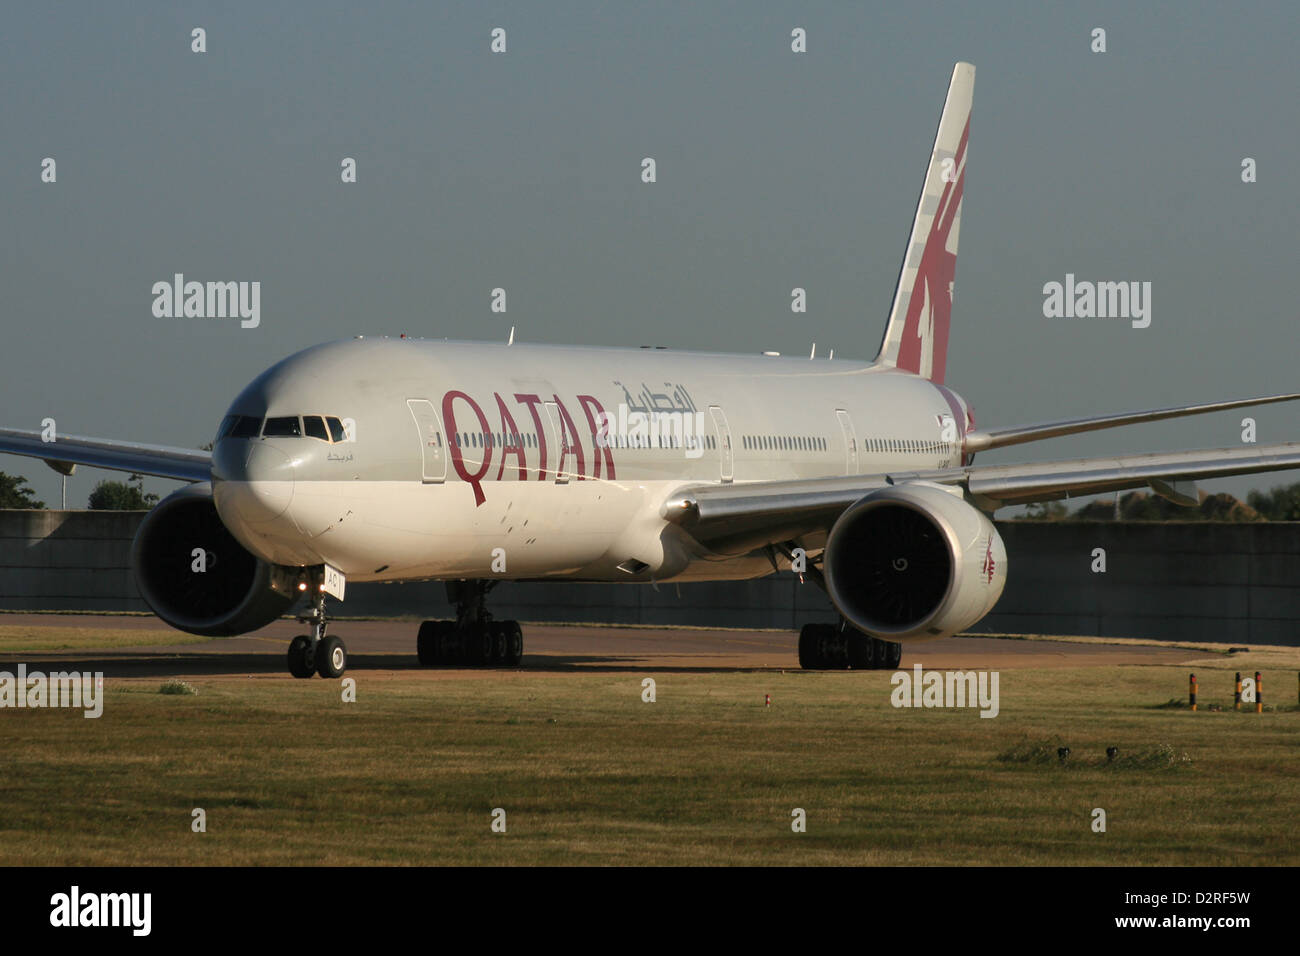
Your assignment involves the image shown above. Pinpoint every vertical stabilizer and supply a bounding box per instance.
[874,62,974,384]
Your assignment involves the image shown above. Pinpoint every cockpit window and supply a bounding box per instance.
[303,416,329,441]
[228,416,262,439]
[222,414,347,441]
[263,416,301,437]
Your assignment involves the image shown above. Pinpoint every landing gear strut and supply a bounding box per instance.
[287,579,348,679]
[798,620,901,671]
[416,580,523,667]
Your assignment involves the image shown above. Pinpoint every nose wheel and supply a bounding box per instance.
[288,582,348,679]
[287,635,316,678]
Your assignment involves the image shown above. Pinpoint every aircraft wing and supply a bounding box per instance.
[961,392,1300,453]
[663,441,1300,554]
[0,428,211,483]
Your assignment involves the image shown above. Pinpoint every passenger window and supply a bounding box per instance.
[303,416,329,441]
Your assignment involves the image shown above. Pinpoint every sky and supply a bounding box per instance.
[1,1,1297,509]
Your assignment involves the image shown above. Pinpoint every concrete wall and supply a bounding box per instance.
[1,511,1296,644]
[0,510,142,612]
[983,523,1300,645]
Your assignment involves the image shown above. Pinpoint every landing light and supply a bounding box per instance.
[298,582,308,591]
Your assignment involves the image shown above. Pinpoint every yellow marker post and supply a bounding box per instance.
[1235,672,1242,712]
[1256,671,1262,714]
[1189,673,1197,712]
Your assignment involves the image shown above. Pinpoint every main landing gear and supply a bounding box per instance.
[798,621,901,671]
[287,583,348,679]
[416,580,523,667]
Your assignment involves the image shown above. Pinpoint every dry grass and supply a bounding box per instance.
[1,659,1296,865]
[0,625,208,653]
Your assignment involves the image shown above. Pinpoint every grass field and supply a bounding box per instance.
[2,648,1297,865]
[0,624,207,653]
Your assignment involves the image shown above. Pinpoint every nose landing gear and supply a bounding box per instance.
[287,576,348,679]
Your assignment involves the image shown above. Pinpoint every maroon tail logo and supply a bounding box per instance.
[895,116,968,385]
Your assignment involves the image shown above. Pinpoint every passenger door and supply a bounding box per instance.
[406,399,447,482]
[709,405,734,482]
[835,408,859,475]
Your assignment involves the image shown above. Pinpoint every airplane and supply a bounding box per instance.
[4,61,1300,680]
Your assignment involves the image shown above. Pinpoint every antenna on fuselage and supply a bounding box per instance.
[810,342,816,359]
[829,348,834,359]
[508,326,515,346]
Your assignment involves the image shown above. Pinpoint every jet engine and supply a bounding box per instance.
[823,482,1006,641]
[131,483,297,636]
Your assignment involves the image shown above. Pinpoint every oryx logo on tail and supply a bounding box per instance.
[874,62,974,386]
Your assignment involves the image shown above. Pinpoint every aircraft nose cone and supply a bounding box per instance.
[233,443,295,523]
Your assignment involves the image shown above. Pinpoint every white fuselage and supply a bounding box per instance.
[210,338,972,584]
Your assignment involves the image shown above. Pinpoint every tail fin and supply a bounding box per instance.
[874,61,974,384]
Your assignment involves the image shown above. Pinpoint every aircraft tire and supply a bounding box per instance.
[489,621,508,665]
[468,624,493,666]
[504,621,523,667]
[417,621,438,665]
[288,635,315,679]
[800,623,838,670]
[317,635,347,679]
[847,632,875,670]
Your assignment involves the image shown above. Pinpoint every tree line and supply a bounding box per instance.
[1020,484,1300,521]
[3,466,1300,519]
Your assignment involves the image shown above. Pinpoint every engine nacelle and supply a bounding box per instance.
[823,482,1006,642]
[131,483,297,636]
